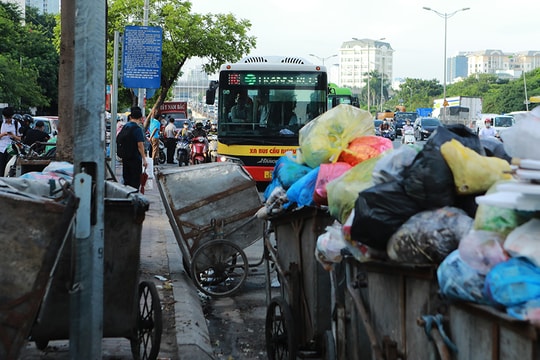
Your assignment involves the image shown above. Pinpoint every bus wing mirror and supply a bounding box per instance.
[206,81,218,105]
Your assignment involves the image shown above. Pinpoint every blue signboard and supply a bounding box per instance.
[122,26,162,89]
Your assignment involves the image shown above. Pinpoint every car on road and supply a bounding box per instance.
[32,116,59,136]
[414,117,441,141]
[394,112,418,136]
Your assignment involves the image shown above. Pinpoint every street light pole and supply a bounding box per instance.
[309,53,337,66]
[423,6,470,121]
[380,46,386,112]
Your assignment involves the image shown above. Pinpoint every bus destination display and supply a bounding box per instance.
[226,72,321,86]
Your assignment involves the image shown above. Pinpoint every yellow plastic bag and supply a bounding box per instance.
[440,139,512,195]
[299,104,373,168]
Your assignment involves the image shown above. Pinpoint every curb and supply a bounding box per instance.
[166,233,214,359]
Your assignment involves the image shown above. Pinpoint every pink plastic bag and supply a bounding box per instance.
[313,162,351,205]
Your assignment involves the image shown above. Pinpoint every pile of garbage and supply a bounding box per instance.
[259,104,540,323]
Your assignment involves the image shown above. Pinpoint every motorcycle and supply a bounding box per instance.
[176,136,191,167]
[158,138,166,164]
[208,134,218,162]
[381,127,396,141]
[4,140,49,177]
[401,128,416,145]
[190,136,208,165]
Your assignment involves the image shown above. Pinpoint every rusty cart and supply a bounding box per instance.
[156,162,264,297]
[28,180,163,360]
[264,206,336,359]
[0,178,75,359]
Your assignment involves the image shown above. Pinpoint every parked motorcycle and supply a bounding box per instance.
[208,134,218,162]
[401,128,416,145]
[190,136,208,165]
[4,140,50,177]
[176,136,191,167]
[158,138,166,164]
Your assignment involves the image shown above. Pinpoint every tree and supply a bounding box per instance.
[0,3,53,111]
[107,0,257,120]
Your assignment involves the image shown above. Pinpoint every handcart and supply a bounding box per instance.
[336,257,446,360]
[28,180,163,360]
[0,178,75,360]
[264,206,336,359]
[156,162,264,297]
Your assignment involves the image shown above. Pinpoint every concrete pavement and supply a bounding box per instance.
[18,162,214,359]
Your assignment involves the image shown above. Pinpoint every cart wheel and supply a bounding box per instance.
[190,239,248,297]
[322,330,337,360]
[130,281,163,360]
[265,296,296,360]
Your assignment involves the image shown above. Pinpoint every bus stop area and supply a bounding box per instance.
[17,166,214,360]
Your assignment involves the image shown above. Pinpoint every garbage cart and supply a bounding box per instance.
[0,178,75,360]
[264,206,336,359]
[337,257,446,360]
[29,180,162,360]
[156,162,264,297]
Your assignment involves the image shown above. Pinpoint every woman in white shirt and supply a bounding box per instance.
[0,107,21,176]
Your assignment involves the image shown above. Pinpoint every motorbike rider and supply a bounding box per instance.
[401,119,414,144]
[479,118,497,139]
[207,121,218,136]
[180,121,190,138]
[379,120,390,133]
[189,120,209,161]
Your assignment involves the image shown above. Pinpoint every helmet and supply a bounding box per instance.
[195,120,203,128]
[23,114,34,123]
[183,121,189,125]
[12,114,23,123]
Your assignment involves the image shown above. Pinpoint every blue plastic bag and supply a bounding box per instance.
[437,250,493,305]
[286,167,320,207]
[485,257,540,307]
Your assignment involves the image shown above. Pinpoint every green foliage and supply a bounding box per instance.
[0,3,57,113]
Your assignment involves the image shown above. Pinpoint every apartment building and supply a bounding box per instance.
[338,38,394,90]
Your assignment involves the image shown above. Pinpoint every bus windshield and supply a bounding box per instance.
[217,71,327,140]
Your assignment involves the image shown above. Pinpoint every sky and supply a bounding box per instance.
[186,0,538,83]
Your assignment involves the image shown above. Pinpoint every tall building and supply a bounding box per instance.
[447,52,469,83]
[26,0,60,14]
[338,38,394,91]
[448,50,540,81]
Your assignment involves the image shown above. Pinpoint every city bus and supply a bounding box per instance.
[205,56,328,183]
[327,83,358,109]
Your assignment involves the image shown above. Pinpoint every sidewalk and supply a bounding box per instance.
[18,163,213,359]
[143,174,214,360]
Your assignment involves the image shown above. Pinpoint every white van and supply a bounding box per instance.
[477,114,514,136]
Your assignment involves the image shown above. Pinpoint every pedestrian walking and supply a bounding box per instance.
[148,112,161,164]
[163,117,178,164]
[118,106,148,190]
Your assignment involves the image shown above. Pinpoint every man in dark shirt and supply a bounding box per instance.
[23,120,50,154]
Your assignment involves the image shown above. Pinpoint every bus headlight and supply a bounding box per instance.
[217,155,244,165]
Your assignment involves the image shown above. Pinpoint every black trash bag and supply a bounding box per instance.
[387,206,474,264]
[480,137,512,163]
[351,181,423,250]
[402,124,485,210]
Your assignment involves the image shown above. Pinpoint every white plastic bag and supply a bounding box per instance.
[145,157,154,179]
[501,107,540,160]
[504,218,540,266]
